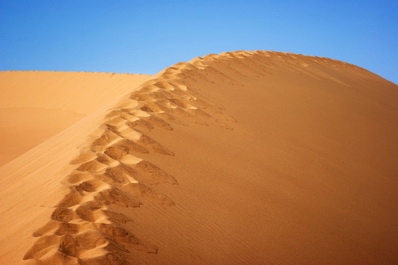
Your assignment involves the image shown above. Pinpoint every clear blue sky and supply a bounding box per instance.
[1,0,397,83]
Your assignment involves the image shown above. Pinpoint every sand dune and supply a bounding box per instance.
[0,71,151,166]
[1,51,398,264]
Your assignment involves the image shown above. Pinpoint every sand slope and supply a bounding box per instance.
[1,51,398,265]
[0,71,151,166]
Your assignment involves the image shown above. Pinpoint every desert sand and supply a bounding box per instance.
[0,51,397,265]
[0,71,151,166]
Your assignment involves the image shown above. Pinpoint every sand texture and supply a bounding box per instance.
[1,51,398,265]
[0,71,151,166]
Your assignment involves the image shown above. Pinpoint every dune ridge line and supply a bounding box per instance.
[2,50,396,265]
[23,51,240,265]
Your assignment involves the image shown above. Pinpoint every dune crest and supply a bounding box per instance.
[1,51,398,264]
[23,62,235,264]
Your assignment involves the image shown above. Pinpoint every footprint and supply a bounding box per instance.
[140,102,163,113]
[152,80,177,91]
[167,98,190,108]
[119,154,142,166]
[75,205,97,222]
[134,160,178,185]
[32,220,59,237]
[99,165,134,185]
[114,124,142,141]
[23,235,60,260]
[138,135,174,156]
[75,230,107,250]
[106,139,148,158]
[95,223,158,254]
[104,146,129,160]
[65,172,95,185]
[51,207,75,222]
[81,200,103,211]
[77,160,107,173]
[57,189,83,208]
[91,130,121,152]
[55,223,80,236]
[58,235,78,257]
[76,179,107,193]
[127,118,155,132]
[126,183,175,206]
[95,188,142,208]
[146,115,174,130]
[103,210,133,224]
[105,116,126,127]
[96,153,119,167]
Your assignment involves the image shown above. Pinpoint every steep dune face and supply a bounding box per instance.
[0,71,151,166]
[1,51,397,265]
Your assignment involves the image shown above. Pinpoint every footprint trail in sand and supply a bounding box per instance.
[24,58,235,265]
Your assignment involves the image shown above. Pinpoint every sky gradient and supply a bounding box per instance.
[1,0,397,83]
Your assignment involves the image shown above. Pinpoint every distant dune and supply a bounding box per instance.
[0,51,397,265]
[0,71,151,166]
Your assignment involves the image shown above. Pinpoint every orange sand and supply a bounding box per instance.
[0,51,397,265]
[0,71,151,165]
